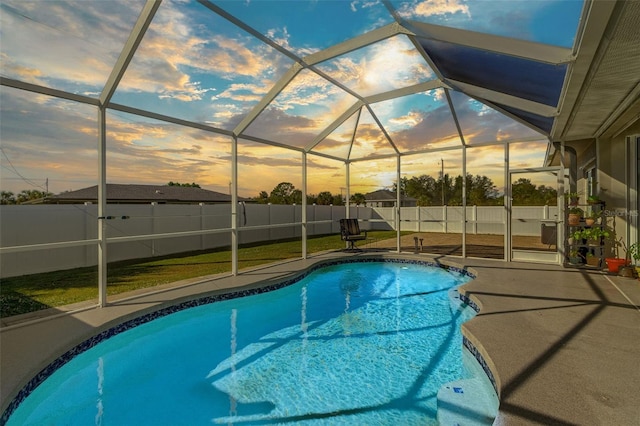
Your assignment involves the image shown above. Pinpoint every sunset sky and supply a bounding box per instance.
[0,0,584,198]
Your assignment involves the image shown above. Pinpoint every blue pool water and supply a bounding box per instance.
[6,261,485,425]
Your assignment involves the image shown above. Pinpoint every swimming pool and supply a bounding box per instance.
[4,259,497,425]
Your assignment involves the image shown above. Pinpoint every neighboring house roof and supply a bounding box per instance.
[45,184,244,204]
[364,190,416,203]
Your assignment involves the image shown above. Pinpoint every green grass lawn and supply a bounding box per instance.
[0,231,401,318]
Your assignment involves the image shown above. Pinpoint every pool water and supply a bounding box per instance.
[7,261,486,425]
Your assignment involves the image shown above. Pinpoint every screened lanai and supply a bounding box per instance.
[2,0,639,311]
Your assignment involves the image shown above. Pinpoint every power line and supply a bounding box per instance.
[0,147,47,191]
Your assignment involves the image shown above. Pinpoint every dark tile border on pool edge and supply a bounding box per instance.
[1,257,477,424]
[462,335,499,396]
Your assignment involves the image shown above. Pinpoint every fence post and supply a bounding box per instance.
[443,205,448,233]
[200,203,205,250]
[151,202,157,256]
[268,203,272,242]
[85,202,92,267]
[473,205,478,234]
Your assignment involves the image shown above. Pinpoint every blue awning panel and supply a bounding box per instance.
[420,38,567,107]
[495,103,555,135]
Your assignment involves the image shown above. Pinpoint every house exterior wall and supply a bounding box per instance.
[596,120,640,254]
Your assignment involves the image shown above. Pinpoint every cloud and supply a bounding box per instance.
[213,83,270,103]
[241,70,360,147]
[0,86,237,194]
[265,26,318,58]
[2,0,292,132]
[273,70,339,109]
[0,89,100,193]
[0,1,145,88]
[450,93,543,144]
[316,35,434,97]
[368,91,462,151]
[411,0,470,17]
[243,106,319,146]
[389,110,423,127]
[395,0,562,44]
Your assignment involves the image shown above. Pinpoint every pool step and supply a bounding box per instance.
[437,378,498,426]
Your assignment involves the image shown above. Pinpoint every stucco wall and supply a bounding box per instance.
[597,120,640,253]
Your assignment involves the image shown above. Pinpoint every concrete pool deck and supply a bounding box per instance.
[1,251,639,424]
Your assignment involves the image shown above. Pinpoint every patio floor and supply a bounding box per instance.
[364,232,556,258]
[1,250,638,425]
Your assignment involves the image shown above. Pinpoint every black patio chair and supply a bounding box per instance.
[339,218,367,251]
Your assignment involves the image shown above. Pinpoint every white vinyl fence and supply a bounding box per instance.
[392,205,559,236]
[0,204,557,278]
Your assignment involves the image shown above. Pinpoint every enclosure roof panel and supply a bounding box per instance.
[242,68,361,149]
[314,34,437,98]
[449,91,548,144]
[389,0,583,48]
[6,0,629,190]
[369,88,462,153]
[110,1,295,131]
[0,0,145,95]
[211,0,396,56]
[420,38,568,108]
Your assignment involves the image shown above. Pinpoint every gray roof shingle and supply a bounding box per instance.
[48,184,242,203]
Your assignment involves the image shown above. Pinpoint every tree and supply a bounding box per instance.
[269,182,297,204]
[393,175,437,206]
[536,184,558,206]
[512,178,557,206]
[350,193,366,206]
[449,174,501,206]
[439,173,456,206]
[469,174,501,205]
[316,191,334,205]
[408,175,437,206]
[260,188,344,205]
[16,190,50,204]
[256,191,269,204]
[291,189,303,204]
[1,191,16,205]
[395,173,501,206]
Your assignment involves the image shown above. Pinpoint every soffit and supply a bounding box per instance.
[554,0,640,142]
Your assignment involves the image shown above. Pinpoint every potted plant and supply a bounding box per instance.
[584,209,601,226]
[567,207,583,226]
[586,251,601,267]
[605,236,630,274]
[622,242,639,279]
[564,191,581,206]
[572,226,609,244]
[568,248,584,265]
[587,195,601,205]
